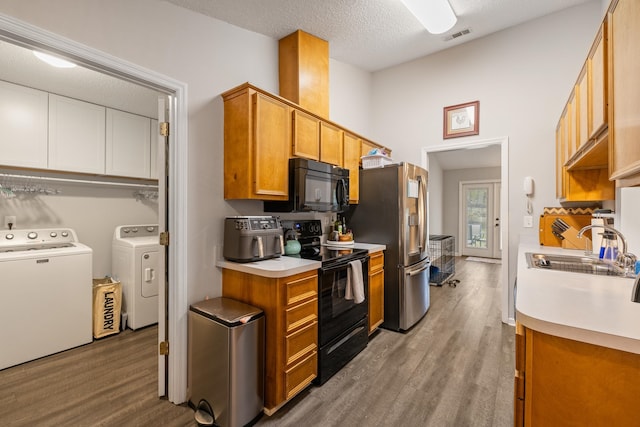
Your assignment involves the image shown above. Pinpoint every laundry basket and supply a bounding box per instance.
[361,154,393,169]
[92,277,122,338]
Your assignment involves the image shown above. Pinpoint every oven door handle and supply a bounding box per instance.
[321,256,367,273]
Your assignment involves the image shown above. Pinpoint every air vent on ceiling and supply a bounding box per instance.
[443,28,471,42]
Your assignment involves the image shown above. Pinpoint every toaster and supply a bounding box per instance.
[223,216,284,262]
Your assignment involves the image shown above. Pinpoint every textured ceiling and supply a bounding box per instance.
[0,40,160,118]
[165,0,594,71]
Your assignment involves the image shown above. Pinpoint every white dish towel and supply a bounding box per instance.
[345,260,365,304]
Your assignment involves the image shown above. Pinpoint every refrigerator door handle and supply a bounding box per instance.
[407,262,430,276]
[417,175,427,251]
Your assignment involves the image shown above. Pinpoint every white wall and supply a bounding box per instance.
[0,0,281,306]
[426,156,444,236]
[370,1,603,316]
[329,59,372,136]
[0,177,158,276]
[0,0,376,307]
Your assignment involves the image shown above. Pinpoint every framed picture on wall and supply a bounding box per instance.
[443,100,479,139]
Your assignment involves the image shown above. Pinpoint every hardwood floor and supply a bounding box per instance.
[0,325,194,426]
[257,257,513,427]
[0,257,512,427]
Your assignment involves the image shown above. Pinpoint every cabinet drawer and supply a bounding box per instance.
[285,321,317,366]
[369,251,384,273]
[284,350,317,400]
[285,298,318,334]
[284,273,317,306]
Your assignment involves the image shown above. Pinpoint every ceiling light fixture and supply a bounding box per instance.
[33,51,77,68]
[400,0,457,34]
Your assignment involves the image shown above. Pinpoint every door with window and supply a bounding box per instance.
[460,181,501,258]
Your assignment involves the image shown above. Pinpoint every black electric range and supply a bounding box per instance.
[281,219,368,267]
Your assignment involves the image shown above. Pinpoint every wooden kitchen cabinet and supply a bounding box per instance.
[589,23,607,140]
[368,250,384,334]
[514,322,640,427]
[319,122,343,166]
[576,65,588,149]
[223,85,290,200]
[557,19,614,201]
[0,80,48,169]
[48,94,106,174]
[106,108,151,179]
[608,0,640,186]
[222,82,392,200]
[291,109,320,160]
[222,269,318,415]
[342,132,361,204]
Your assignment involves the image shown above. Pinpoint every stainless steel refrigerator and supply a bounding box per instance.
[348,162,430,331]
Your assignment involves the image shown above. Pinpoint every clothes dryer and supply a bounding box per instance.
[112,224,159,330]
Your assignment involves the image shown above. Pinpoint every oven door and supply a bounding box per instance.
[318,255,369,346]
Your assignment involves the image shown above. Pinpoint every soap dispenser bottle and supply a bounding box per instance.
[599,231,618,261]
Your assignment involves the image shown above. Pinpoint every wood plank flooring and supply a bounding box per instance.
[0,256,512,427]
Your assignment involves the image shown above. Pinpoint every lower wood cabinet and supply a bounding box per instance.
[222,268,318,415]
[368,250,384,334]
[514,322,640,426]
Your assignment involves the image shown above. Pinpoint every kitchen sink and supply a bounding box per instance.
[525,252,628,277]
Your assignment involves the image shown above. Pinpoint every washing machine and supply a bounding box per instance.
[0,228,93,370]
[112,224,160,330]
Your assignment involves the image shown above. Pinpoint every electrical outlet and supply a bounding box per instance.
[4,215,16,229]
[523,215,533,228]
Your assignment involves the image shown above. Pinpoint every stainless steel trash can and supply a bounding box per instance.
[189,297,265,427]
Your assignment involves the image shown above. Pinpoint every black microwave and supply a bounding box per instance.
[264,158,350,213]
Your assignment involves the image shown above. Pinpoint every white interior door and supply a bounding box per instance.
[157,96,169,397]
[460,180,501,258]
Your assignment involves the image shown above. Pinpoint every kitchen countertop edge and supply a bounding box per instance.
[515,242,640,354]
[216,257,321,278]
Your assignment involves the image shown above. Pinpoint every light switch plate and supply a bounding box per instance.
[523,215,533,228]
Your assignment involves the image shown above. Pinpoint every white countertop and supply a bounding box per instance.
[516,242,640,354]
[217,242,385,278]
[216,256,321,278]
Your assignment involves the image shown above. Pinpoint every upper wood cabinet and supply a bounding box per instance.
[106,109,151,179]
[223,85,290,200]
[48,94,106,175]
[291,109,319,160]
[0,80,48,169]
[576,65,588,148]
[589,23,607,140]
[343,133,361,204]
[608,0,640,186]
[222,83,392,202]
[319,122,343,166]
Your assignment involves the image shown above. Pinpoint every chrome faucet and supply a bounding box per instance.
[577,224,637,275]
